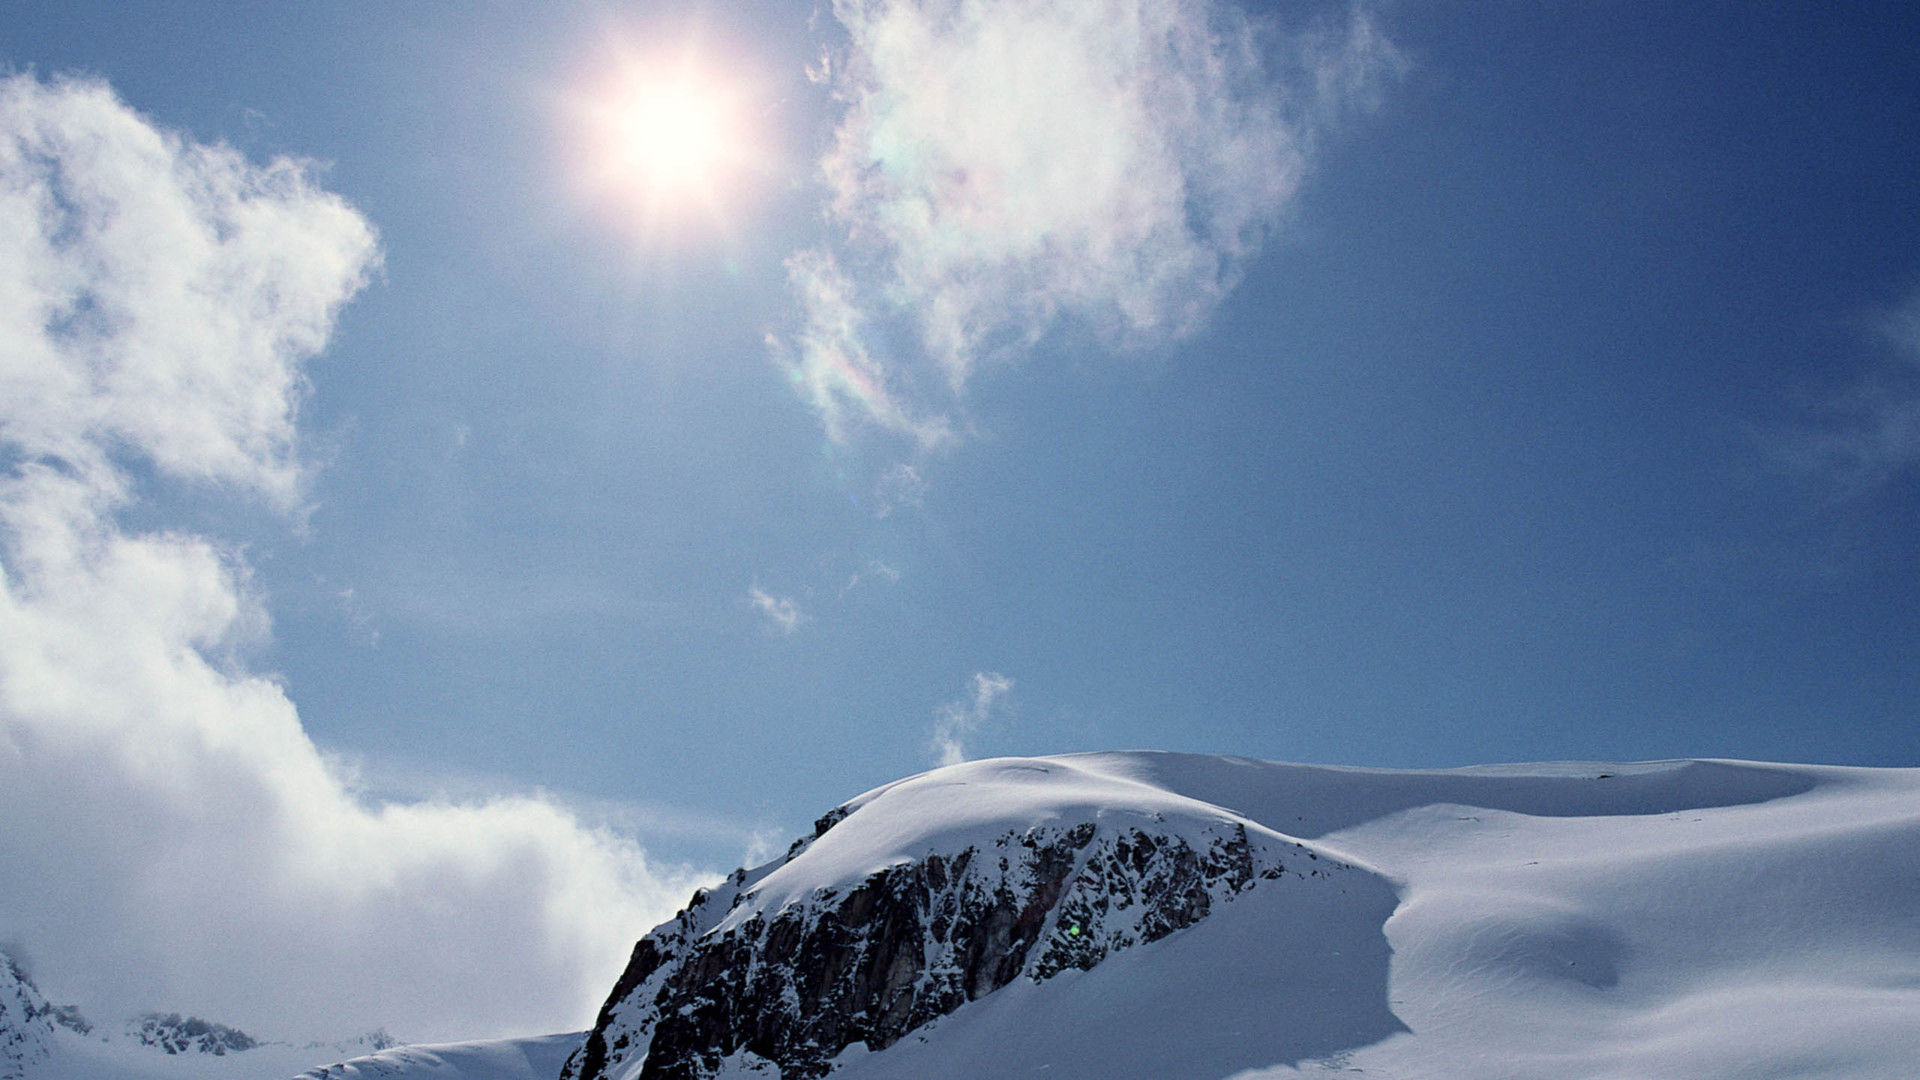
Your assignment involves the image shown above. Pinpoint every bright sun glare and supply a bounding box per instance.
[619,79,732,195]
[573,49,759,241]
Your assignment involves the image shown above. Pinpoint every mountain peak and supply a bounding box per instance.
[564,752,1920,1080]
[564,755,1390,1080]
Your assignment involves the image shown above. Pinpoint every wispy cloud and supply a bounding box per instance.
[1778,286,1920,495]
[770,250,955,449]
[777,0,1401,444]
[334,585,381,647]
[748,584,808,634]
[873,462,928,518]
[932,671,1014,766]
[0,74,710,1043]
[839,557,903,598]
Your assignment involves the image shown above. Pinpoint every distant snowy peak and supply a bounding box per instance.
[0,947,417,1080]
[565,757,1370,1080]
[1,949,267,1063]
[1,954,58,1080]
[126,1013,256,1056]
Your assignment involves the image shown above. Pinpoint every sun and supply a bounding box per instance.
[615,76,737,198]
[569,47,762,242]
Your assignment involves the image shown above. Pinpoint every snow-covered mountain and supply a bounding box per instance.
[2,952,62,1080]
[0,951,578,1080]
[7,753,1917,1079]
[566,752,1920,1080]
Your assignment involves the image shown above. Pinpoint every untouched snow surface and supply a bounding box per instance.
[682,753,1917,1080]
[295,1034,585,1080]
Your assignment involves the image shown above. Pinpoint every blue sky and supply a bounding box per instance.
[2,0,1918,1044]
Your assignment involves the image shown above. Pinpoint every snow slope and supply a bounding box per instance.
[567,754,1385,1080]
[295,1034,584,1080]
[574,753,1920,1080]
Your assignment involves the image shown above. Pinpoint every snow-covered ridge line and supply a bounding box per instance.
[564,756,1373,1080]
[566,752,1920,1080]
[295,1033,585,1080]
[4,957,269,1077]
[3,952,61,1080]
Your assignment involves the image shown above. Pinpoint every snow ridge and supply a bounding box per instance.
[568,752,1920,1080]
[295,1033,585,1080]
[565,757,1368,1080]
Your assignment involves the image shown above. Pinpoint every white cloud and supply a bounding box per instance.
[779,0,1401,443]
[932,671,1014,766]
[0,77,375,506]
[0,74,711,1044]
[748,585,807,634]
[740,827,786,870]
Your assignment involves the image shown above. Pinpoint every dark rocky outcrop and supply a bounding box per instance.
[566,813,1325,1080]
[128,1012,257,1055]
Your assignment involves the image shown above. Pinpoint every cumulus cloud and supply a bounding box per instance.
[748,585,807,634]
[777,0,1401,444]
[931,671,1013,766]
[0,74,709,1043]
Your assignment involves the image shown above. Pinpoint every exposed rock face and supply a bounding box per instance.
[129,1012,258,1055]
[566,803,1339,1080]
[1,954,58,1080]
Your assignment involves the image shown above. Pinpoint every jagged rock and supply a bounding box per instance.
[44,1007,88,1038]
[129,1012,257,1055]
